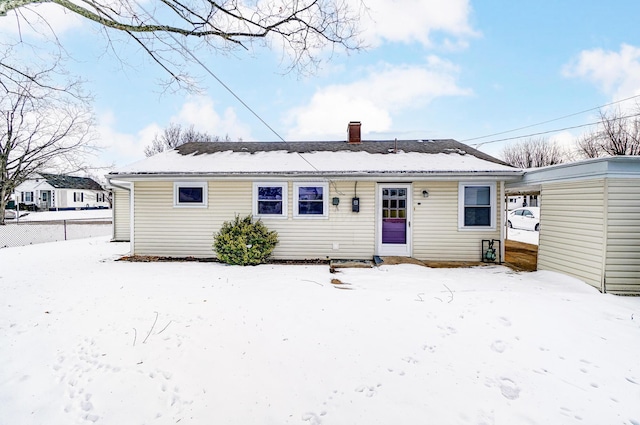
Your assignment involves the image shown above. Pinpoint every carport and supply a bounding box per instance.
[506,156,640,294]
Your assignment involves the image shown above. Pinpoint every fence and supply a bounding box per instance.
[0,219,113,249]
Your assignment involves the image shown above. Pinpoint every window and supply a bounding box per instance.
[174,182,207,207]
[459,183,496,229]
[74,192,84,203]
[96,192,105,203]
[294,182,328,218]
[22,191,34,203]
[253,182,287,218]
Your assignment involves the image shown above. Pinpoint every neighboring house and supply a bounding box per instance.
[506,156,640,295]
[106,122,523,262]
[507,194,539,210]
[15,173,110,211]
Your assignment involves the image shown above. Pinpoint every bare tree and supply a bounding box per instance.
[576,107,640,158]
[576,132,602,159]
[501,137,566,168]
[1,0,363,89]
[144,122,236,156]
[0,64,95,225]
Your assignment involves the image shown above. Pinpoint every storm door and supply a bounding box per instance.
[376,184,412,256]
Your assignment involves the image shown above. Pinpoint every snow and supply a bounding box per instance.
[16,209,112,222]
[114,150,518,175]
[2,237,639,424]
[507,228,539,245]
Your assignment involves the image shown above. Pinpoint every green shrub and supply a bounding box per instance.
[213,215,278,265]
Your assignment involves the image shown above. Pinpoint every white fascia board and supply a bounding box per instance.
[107,170,523,183]
[510,156,640,189]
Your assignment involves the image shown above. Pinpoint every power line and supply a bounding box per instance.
[461,94,640,143]
[132,1,287,144]
[128,2,324,173]
[471,112,640,147]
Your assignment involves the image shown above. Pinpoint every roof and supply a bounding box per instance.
[38,173,104,191]
[109,140,521,179]
[506,156,640,193]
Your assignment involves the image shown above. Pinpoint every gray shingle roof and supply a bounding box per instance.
[39,173,104,190]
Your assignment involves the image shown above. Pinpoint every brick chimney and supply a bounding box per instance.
[347,121,361,144]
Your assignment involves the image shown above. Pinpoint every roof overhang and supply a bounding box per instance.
[506,156,640,193]
[107,170,524,183]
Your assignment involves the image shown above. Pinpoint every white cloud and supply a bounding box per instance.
[96,96,254,168]
[95,111,160,168]
[356,0,477,48]
[0,3,84,39]
[286,58,472,139]
[563,44,640,103]
[172,96,253,141]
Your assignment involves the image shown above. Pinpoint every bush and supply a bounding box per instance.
[213,215,278,265]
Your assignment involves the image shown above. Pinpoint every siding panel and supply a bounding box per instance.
[537,180,605,290]
[412,182,502,262]
[112,188,130,242]
[605,179,640,294]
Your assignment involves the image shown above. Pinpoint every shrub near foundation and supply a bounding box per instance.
[213,215,278,265]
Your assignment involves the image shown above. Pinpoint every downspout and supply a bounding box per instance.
[105,177,133,247]
[600,178,609,293]
[500,181,506,264]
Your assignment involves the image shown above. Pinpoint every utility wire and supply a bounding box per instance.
[133,1,286,143]
[471,112,640,147]
[462,94,640,143]
[130,1,323,172]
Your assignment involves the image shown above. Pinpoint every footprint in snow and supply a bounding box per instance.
[498,317,512,327]
[355,384,381,397]
[490,340,506,354]
[498,377,520,400]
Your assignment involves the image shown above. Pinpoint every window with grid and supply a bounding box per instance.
[459,183,495,229]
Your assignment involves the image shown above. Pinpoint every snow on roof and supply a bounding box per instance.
[111,140,520,177]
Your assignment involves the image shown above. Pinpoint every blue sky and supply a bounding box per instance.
[3,1,640,169]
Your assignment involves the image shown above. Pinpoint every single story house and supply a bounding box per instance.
[106,123,523,262]
[506,156,640,295]
[15,173,110,211]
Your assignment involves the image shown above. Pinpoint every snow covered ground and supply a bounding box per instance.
[1,237,639,425]
[506,228,539,245]
[13,209,112,222]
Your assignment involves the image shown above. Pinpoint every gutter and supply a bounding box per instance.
[106,170,524,182]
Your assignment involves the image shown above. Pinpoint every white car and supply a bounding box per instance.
[508,207,540,231]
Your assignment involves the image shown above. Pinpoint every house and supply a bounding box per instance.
[506,156,640,295]
[15,173,110,211]
[106,122,523,262]
[507,194,539,210]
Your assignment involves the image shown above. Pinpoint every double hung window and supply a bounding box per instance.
[294,182,328,218]
[253,182,287,218]
[459,183,496,229]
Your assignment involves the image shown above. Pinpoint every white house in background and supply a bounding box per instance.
[507,194,540,210]
[107,122,523,263]
[15,173,110,210]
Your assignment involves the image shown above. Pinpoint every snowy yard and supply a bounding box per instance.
[1,237,639,425]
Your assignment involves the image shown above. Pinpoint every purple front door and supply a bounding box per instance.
[381,188,407,244]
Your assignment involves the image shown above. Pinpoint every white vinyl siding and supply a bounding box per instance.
[537,180,606,290]
[133,181,218,257]
[413,182,502,261]
[131,180,376,259]
[112,188,131,242]
[605,179,640,294]
[259,180,375,260]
